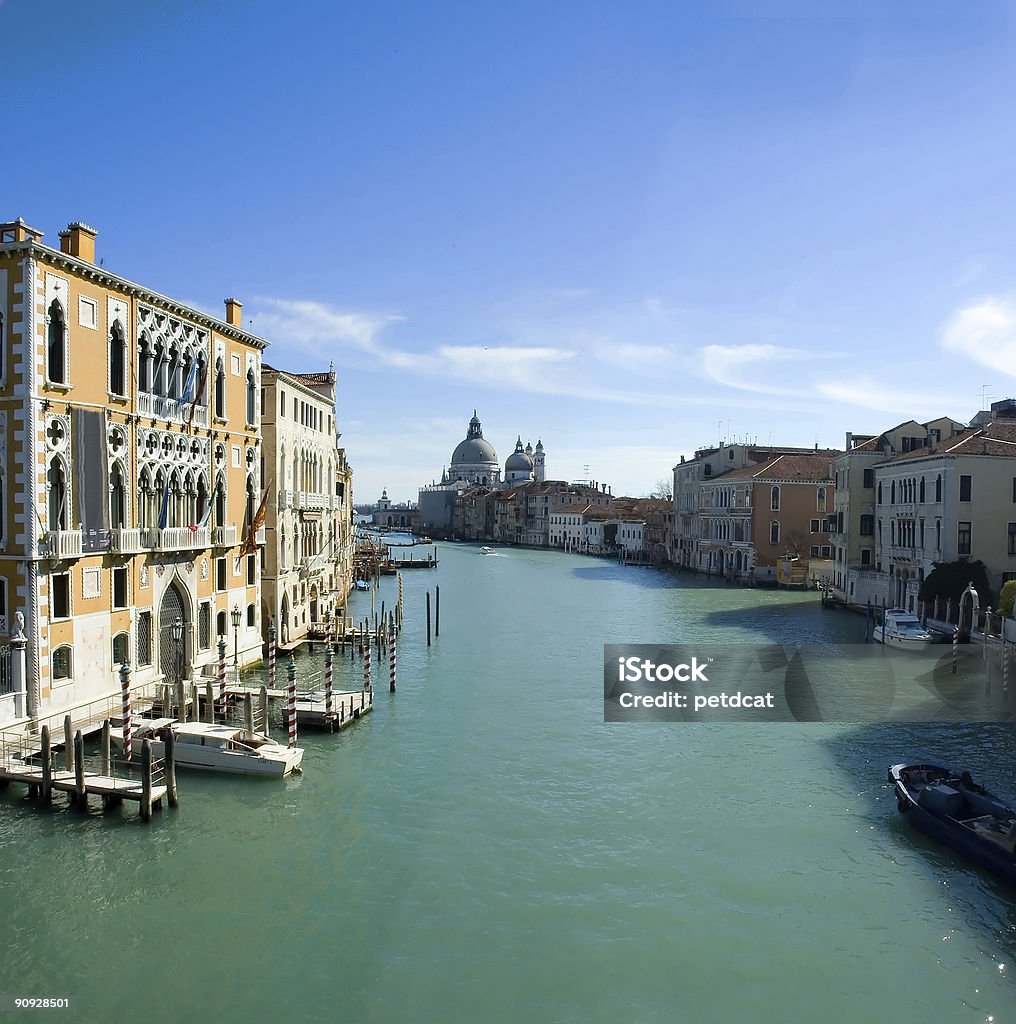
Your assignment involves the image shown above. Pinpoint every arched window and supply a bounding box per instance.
[112,632,129,667]
[52,645,73,681]
[891,480,896,504]
[110,462,127,529]
[770,486,780,511]
[196,476,209,528]
[246,603,255,627]
[214,357,226,419]
[216,610,227,638]
[109,321,127,396]
[245,476,255,536]
[214,475,226,528]
[770,520,780,545]
[919,477,925,503]
[48,458,67,530]
[138,334,151,393]
[816,487,826,513]
[152,341,166,397]
[168,344,181,400]
[891,520,896,545]
[935,475,942,502]
[138,469,152,529]
[246,369,256,425]
[280,526,286,568]
[877,481,882,504]
[48,300,66,384]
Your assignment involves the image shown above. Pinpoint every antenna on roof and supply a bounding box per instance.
[981,384,992,410]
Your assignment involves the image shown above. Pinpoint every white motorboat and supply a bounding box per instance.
[873,609,933,650]
[110,718,304,777]
[480,546,496,554]
[354,579,370,590]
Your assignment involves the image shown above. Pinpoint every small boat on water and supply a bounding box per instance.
[480,546,496,555]
[111,719,304,777]
[889,763,1016,884]
[354,579,370,590]
[873,609,933,649]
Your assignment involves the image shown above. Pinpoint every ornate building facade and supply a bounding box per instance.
[0,217,266,724]
[261,366,354,647]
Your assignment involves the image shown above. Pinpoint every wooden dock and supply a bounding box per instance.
[289,689,373,731]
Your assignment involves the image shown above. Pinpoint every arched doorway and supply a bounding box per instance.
[309,585,318,626]
[159,582,187,685]
[281,593,290,645]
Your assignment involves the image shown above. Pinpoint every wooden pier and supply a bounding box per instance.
[290,689,373,731]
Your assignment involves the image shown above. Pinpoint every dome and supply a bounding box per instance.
[451,411,498,466]
[452,436,498,465]
[505,437,534,473]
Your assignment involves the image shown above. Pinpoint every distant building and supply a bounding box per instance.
[370,489,420,532]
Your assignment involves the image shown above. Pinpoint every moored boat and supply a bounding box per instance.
[354,579,370,590]
[111,719,304,777]
[889,762,1016,884]
[873,609,933,649]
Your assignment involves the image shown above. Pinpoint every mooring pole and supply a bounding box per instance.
[101,720,111,776]
[141,739,153,823]
[426,591,431,647]
[435,585,440,638]
[165,729,178,807]
[287,655,298,749]
[73,730,85,808]
[952,626,959,675]
[40,725,52,804]
[259,685,270,737]
[120,661,133,764]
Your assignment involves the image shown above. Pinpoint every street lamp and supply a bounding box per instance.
[171,616,183,690]
[231,604,241,677]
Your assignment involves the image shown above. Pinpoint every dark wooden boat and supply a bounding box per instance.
[889,763,1016,884]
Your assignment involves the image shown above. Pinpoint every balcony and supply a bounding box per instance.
[301,492,327,511]
[279,489,293,510]
[110,527,143,554]
[147,527,209,551]
[256,526,266,545]
[212,525,237,548]
[137,391,208,428]
[45,529,83,559]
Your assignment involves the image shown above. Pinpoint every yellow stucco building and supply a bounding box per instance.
[0,217,267,724]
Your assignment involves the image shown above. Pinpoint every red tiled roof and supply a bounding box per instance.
[702,453,834,483]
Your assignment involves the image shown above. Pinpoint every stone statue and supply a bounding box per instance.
[11,610,25,640]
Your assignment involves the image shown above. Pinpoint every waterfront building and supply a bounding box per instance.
[697,453,835,582]
[418,412,549,533]
[0,217,265,724]
[829,416,965,606]
[370,490,420,531]
[673,442,840,575]
[866,403,1016,611]
[261,366,353,648]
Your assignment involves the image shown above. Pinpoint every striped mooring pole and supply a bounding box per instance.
[217,636,228,721]
[325,643,334,719]
[389,630,397,693]
[364,636,372,693]
[268,620,277,693]
[1003,638,1010,703]
[287,655,298,749]
[952,626,959,675]
[398,573,404,629]
[119,661,132,764]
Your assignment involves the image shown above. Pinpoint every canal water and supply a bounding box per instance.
[1,544,1013,1023]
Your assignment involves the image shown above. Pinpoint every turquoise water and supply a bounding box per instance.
[1,544,1013,1023]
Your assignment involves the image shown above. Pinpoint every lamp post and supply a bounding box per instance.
[231,604,241,678]
[171,616,183,690]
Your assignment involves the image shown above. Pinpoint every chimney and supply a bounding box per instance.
[58,222,97,263]
[224,297,243,327]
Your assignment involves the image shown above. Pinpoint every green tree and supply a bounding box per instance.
[999,579,1016,617]
[918,559,995,611]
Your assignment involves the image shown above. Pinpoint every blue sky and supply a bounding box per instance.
[5,1,1016,501]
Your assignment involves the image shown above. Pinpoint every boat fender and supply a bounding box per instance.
[896,792,908,814]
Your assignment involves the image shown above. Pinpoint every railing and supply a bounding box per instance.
[301,492,328,511]
[138,391,208,428]
[0,645,11,697]
[148,527,209,550]
[45,529,83,558]
[212,525,237,547]
[110,527,143,554]
[279,490,293,510]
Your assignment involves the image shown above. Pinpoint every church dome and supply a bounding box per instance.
[450,410,498,466]
[505,437,534,473]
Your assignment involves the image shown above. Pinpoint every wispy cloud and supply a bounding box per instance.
[699,343,837,395]
[941,295,1016,376]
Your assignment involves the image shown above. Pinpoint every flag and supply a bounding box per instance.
[187,499,213,532]
[180,359,199,406]
[186,365,208,428]
[157,480,170,530]
[239,485,270,557]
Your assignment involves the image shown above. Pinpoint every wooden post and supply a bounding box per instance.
[177,679,186,722]
[189,682,198,725]
[101,720,111,776]
[259,685,269,737]
[73,730,85,808]
[205,681,214,723]
[286,655,298,749]
[435,585,440,637]
[141,739,153,822]
[244,693,255,740]
[120,661,133,764]
[63,714,73,771]
[325,644,334,727]
[40,725,52,804]
[426,591,431,647]
[165,729,178,807]
[217,636,227,722]
[865,599,871,642]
